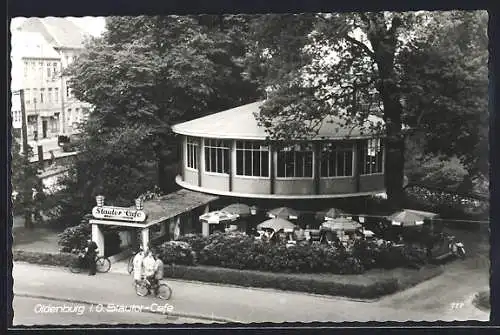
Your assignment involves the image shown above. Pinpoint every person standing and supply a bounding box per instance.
[132,247,145,284]
[85,239,98,276]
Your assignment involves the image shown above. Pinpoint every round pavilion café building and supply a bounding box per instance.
[172,101,386,199]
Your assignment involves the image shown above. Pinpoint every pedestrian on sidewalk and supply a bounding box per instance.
[85,239,98,276]
[133,247,145,284]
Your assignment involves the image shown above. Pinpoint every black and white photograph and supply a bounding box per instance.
[9,10,490,327]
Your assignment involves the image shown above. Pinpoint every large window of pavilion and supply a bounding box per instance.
[277,143,314,178]
[204,139,230,174]
[236,141,270,177]
[186,136,198,170]
[320,143,354,177]
[359,138,384,175]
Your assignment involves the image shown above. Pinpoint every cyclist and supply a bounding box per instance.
[153,252,164,294]
[142,250,157,291]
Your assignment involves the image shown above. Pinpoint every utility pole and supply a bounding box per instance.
[19,89,34,229]
[60,62,66,135]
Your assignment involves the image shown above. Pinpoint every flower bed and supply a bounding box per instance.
[174,232,429,275]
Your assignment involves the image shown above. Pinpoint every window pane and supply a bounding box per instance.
[277,152,285,177]
[304,152,313,177]
[211,149,217,172]
[345,151,353,176]
[252,151,260,177]
[285,152,295,177]
[337,151,345,176]
[236,150,244,175]
[329,152,336,177]
[320,155,328,177]
[223,149,230,174]
[261,151,269,177]
[296,152,304,177]
[244,150,252,176]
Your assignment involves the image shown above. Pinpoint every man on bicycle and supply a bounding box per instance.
[142,250,157,291]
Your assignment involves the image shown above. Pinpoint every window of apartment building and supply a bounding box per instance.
[66,86,70,98]
[67,109,72,121]
[204,139,230,174]
[320,143,354,178]
[359,139,384,175]
[54,88,59,103]
[75,108,80,122]
[186,137,199,170]
[277,144,314,178]
[53,62,58,77]
[24,89,31,104]
[30,61,36,72]
[33,89,38,105]
[24,61,28,77]
[40,88,45,103]
[47,88,52,103]
[38,62,43,78]
[47,63,52,79]
[236,141,270,177]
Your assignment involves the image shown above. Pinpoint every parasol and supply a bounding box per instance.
[257,218,297,232]
[267,207,300,220]
[315,207,349,221]
[388,209,438,227]
[221,203,252,217]
[321,217,362,232]
[199,211,239,224]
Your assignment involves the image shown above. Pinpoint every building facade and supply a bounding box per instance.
[11,31,63,140]
[172,101,386,199]
[13,17,92,138]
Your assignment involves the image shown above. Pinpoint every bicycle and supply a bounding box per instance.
[135,277,172,300]
[70,253,111,273]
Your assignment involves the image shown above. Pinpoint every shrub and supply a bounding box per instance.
[13,250,78,267]
[57,216,121,256]
[154,240,195,265]
[196,232,366,274]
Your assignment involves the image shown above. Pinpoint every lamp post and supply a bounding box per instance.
[95,195,105,207]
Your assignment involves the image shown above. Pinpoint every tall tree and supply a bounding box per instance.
[249,12,421,209]
[399,10,488,183]
[52,15,259,223]
[247,11,487,208]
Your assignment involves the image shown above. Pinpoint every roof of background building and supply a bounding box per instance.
[17,17,87,49]
[11,31,61,59]
[172,101,385,140]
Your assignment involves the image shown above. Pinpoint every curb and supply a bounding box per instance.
[15,292,237,323]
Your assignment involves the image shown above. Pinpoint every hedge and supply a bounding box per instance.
[13,249,78,267]
[162,263,443,299]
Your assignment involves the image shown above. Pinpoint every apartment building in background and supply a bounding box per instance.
[12,17,92,139]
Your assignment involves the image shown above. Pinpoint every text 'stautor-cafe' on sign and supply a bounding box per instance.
[90,195,148,257]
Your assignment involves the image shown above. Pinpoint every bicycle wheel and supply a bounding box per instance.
[135,282,149,297]
[157,283,172,300]
[127,256,134,274]
[69,259,82,273]
[96,257,111,273]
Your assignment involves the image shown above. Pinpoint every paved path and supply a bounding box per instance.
[12,262,488,325]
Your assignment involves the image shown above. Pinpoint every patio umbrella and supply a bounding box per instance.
[199,211,239,224]
[315,208,349,221]
[267,207,300,220]
[221,203,252,217]
[321,217,362,232]
[257,218,297,232]
[388,209,438,227]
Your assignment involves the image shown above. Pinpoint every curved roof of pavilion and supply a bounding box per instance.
[172,100,384,140]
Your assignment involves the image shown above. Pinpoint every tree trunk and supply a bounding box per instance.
[368,19,406,210]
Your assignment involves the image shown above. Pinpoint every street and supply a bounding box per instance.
[11,261,489,325]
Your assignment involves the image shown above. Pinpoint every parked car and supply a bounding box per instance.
[58,133,82,152]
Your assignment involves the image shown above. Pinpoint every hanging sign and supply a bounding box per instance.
[92,206,147,222]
